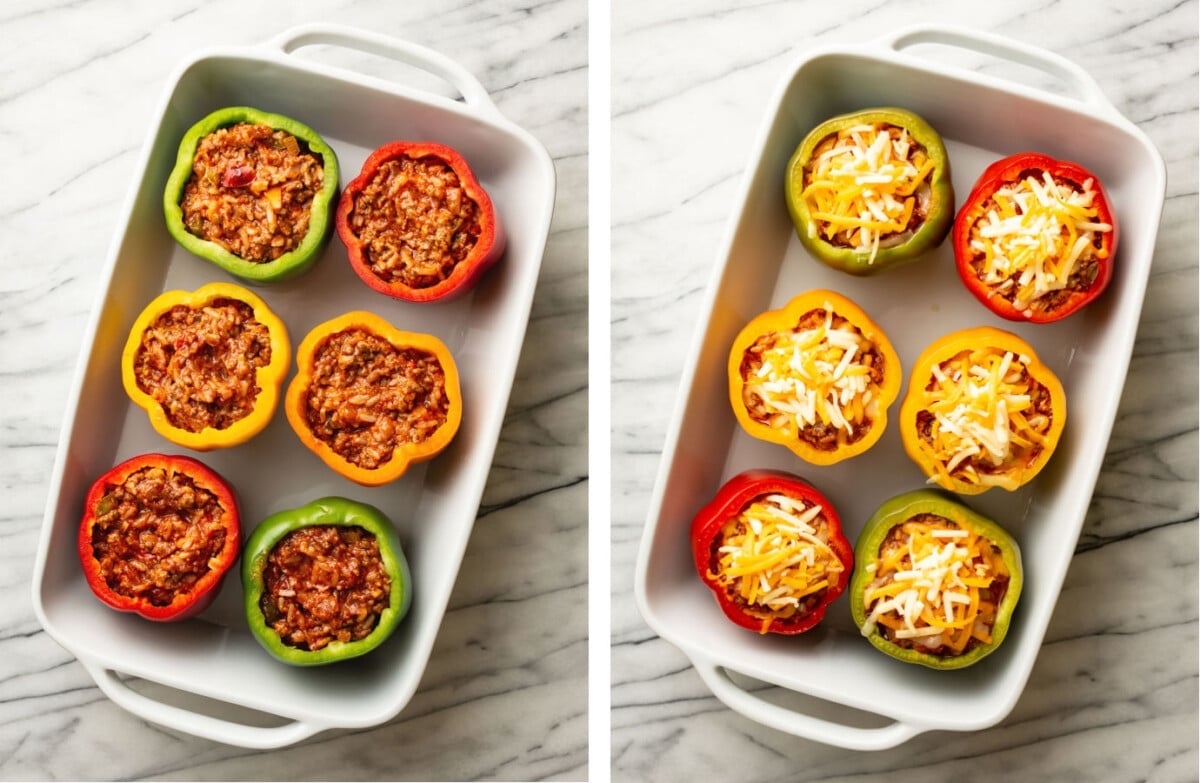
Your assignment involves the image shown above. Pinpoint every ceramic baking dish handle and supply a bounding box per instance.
[265,23,501,119]
[82,661,329,749]
[878,24,1117,119]
[690,655,926,751]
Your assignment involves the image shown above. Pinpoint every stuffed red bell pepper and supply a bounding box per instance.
[78,453,240,621]
[691,470,853,635]
[953,152,1117,322]
[336,141,505,302]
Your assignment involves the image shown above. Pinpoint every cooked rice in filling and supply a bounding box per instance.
[133,298,272,433]
[260,525,391,651]
[89,466,228,607]
[348,156,482,288]
[181,122,323,262]
[304,327,449,469]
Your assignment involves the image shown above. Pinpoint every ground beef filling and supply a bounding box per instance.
[260,525,392,652]
[304,327,449,470]
[181,122,323,262]
[133,298,272,433]
[740,308,885,451]
[348,156,482,289]
[89,466,228,607]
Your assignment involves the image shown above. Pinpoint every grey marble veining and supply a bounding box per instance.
[611,1,1198,781]
[0,0,586,780]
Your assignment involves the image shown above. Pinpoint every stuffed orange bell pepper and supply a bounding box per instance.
[121,282,290,451]
[899,326,1066,494]
[285,311,462,486]
[728,289,901,465]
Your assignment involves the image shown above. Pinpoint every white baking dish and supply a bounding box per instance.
[31,24,554,748]
[635,25,1164,750]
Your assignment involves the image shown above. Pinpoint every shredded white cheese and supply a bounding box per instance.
[860,519,1005,655]
[802,123,935,265]
[916,346,1051,488]
[968,170,1112,310]
[742,305,880,442]
[711,495,845,633]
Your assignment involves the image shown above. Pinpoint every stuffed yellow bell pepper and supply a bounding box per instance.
[121,282,290,450]
[728,289,901,465]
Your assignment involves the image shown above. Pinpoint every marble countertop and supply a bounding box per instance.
[0,1,586,780]
[611,1,1197,781]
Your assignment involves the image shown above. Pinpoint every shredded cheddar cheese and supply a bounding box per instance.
[742,306,880,443]
[860,516,1007,656]
[801,123,934,265]
[968,171,1113,312]
[916,347,1051,488]
[710,493,844,633]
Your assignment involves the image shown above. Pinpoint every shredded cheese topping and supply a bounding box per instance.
[860,516,1007,656]
[741,306,881,446]
[967,170,1113,312]
[801,123,935,265]
[916,347,1051,488]
[709,493,845,633]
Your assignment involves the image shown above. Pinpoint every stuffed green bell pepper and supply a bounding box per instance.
[850,490,1022,669]
[242,496,411,666]
[163,106,340,283]
[785,107,954,275]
